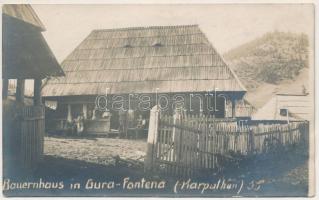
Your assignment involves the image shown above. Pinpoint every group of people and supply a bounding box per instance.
[70,112,85,136]
[70,110,146,137]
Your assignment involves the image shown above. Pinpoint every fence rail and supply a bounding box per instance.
[145,107,308,177]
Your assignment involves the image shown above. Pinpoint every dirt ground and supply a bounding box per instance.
[42,136,308,196]
[3,136,309,197]
[44,136,147,166]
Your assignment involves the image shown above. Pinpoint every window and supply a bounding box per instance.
[123,44,132,48]
[280,108,288,116]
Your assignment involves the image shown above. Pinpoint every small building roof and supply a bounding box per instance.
[42,25,246,96]
[252,93,312,121]
[2,4,64,79]
[3,4,45,31]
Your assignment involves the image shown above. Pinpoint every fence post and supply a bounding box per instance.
[301,121,309,148]
[248,128,254,154]
[144,105,160,172]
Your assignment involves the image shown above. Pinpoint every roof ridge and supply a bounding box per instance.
[91,24,199,33]
[87,32,204,40]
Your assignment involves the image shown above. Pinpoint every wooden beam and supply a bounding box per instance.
[16,79,25,104]
[33,78,42,106]
[232,99,236,118]
[83,104,87,119]
[67,104,72,122]
[2,79,8,99]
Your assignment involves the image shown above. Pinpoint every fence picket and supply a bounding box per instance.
[149,113,308,177]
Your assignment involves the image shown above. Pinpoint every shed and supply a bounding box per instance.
[2,4,64,169]
[252,93,312,122]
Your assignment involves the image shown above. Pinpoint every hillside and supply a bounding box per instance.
[224,31,309,108]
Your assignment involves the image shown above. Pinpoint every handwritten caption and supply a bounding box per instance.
[2,177,264,194]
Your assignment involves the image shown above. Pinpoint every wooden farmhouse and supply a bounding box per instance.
[42,25,253,135]
[2,4,64,169]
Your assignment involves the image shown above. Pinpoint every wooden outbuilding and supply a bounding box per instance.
[2,4,64,169]
[252,93,312,123]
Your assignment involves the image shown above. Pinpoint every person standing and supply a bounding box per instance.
[135,114,146,139]
[75,112,85,136]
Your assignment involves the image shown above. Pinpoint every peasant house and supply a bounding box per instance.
[42,25,252,136]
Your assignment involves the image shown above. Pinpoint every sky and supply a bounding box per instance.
[32,4,314,62]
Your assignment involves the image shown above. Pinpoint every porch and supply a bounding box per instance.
[3,78,45,169]
[44,92,254,138]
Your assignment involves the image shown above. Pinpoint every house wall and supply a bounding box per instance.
[44,91,248,132]
[46,92,245,114]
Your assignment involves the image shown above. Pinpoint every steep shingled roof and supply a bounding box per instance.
[2,4,64,79]
[42,25,246,96]
[3,4,45,31]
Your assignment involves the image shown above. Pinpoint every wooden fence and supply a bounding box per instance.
[144,107,308,177]
[20,105,45,169]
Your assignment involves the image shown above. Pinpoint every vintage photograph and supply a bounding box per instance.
[1,3,315,197]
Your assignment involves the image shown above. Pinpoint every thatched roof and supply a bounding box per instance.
[2,4,64,79]
[43,25,246,96]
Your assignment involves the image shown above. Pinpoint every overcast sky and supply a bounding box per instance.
[32,4,314,62]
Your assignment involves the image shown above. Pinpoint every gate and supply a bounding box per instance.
[20,105,45,168]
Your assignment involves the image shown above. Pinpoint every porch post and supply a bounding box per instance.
[2,78,8,99]
[33,78,42,106]
[67,104,72,122]
[232,98,236,118]
[16,79,25,104]
[83,104,87,119]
